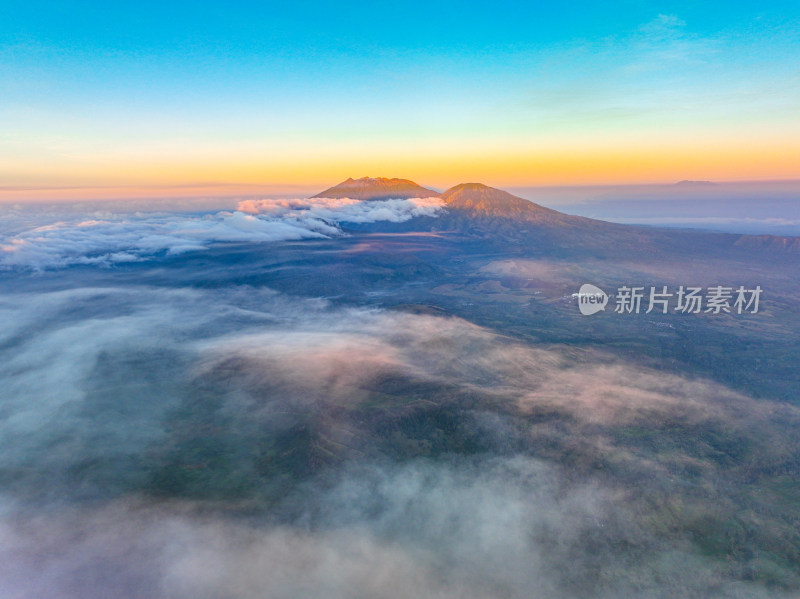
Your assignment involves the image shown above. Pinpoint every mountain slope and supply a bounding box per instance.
[440,183,595,227]
[312,177,440,201]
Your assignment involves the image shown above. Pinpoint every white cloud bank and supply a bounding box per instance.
[0,285,795,598]
[0,196,445,269]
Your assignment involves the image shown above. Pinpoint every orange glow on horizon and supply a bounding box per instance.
[2,138,798,202]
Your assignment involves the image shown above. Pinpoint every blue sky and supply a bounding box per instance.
[1,0,799,196]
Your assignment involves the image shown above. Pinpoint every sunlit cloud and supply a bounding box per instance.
[0,197,445,269]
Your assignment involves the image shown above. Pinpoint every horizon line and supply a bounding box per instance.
[2,176,800,205]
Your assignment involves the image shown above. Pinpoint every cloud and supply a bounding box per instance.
[0,197,445,269]
[0,461,784,599]
[0,284,793,492]
[0,284,798,596]
[593,215,800,233]
[637,14,687,42]
[0,211,328,269]
[237,196,444,223]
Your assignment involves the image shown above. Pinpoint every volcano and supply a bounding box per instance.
[312,177,440,201]
[439,182,593,227]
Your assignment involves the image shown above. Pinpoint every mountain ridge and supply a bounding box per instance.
[309,177,799,253]
[311,177,440,201]
[439,182,596,227]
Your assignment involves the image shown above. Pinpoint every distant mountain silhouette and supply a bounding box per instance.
[675,180,715,186]
[734,234,800,252]
[312,177,440,201]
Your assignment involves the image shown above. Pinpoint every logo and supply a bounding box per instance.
[573,284,608,315]
[572,283,762,315]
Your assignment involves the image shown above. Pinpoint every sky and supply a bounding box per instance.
[1,0,799,200]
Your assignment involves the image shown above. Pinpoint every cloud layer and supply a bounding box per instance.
[1,283,798,597]
[5,460,773,599]
[0,196,444,269]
